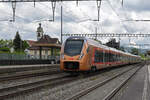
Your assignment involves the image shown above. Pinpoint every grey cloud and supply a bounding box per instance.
[125,0,150,12]
[0,1,149,48]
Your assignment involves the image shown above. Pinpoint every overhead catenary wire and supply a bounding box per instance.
[106,0,129,32]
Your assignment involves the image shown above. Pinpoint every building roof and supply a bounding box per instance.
[36,35,60,44]
[31,35,61,48]
[28,46,51,50]
[27,40,36,46]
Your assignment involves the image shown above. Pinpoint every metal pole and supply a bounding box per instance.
[51,1,56,21]
[95,27,97,40]
[12,1,16,22]
[61,5,63,44]
[39,46,42,60]
[122,0,123,7]
[20,40,22,53]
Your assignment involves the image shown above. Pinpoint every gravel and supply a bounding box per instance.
[5,64,139,100]
[79,66,139,100]
[0,72,67,89]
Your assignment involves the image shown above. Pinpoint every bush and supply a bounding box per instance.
[0,47,10,53]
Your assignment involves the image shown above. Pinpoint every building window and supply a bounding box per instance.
[34,50,37,55]
[45,50,48,56]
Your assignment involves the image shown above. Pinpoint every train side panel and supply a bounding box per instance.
[60,36,142,72]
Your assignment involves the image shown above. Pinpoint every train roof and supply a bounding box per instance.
[66,36,140,58]
[86,38,140,58]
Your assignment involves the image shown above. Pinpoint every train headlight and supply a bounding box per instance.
[61,54,64,59]
[79,53,84,60]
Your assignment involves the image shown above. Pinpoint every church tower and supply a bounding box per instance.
[36,23,44,41]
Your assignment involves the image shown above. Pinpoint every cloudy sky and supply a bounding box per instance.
[0,0,150,48]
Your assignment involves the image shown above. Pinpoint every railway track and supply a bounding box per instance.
[103,63,147,100]
[0,68,61,82]
[0,64,60,74]
[66,63,144,100]
[0,63,143,100]
[0,73,74,100]
[102,67,142,100]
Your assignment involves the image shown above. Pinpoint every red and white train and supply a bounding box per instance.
[60,36,141,72]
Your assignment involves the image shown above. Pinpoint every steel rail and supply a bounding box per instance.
[0,64,60,74]
[102,63,145,100]
[66,63,144,100]
[0,74,73,99]
[0,63,142,99]
[0,69,62,82]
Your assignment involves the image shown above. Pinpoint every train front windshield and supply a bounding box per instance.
[64,39,84,56]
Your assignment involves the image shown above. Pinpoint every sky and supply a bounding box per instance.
[0,0,150,49]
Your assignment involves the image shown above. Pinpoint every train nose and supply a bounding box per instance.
[68,63,73,68]
[64,62,79,70]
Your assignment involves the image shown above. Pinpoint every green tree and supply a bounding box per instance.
[13,31,22,52]
[22,40,29,50]
[105,38,120,49]
[118,46,125,52]
[7,40,13,48]
[131,48,139,55]
[0,39,4,47]
[0,47,10,53]
[94,39,102,44]
[0,39,13,53]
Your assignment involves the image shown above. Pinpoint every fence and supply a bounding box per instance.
[0,53,60,65]
[0,53,60,60]
[0,53,30,60]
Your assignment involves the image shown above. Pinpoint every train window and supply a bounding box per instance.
[115,54,117,61]
[87,47,89,53]
[94,50,103,63]
[64,40,84,56]
[119,54,121,61]
[109,53,115,62]
[109,53,111,62]
[100,51,104,62]
[113,54,115,62]
[94,50,99,63]
[104,53,109,62]
[112,54,115,62]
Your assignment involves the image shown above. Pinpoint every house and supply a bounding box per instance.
[147,51,150,57]
[27,23,61,59]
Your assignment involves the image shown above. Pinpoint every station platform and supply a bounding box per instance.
[0,64,59,69]
[0,64,60,74]
[78,63,150,100]
[111,63,150,100]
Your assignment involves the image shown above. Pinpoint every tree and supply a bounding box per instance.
[13,31,22,52]
[6,40,13,48]
[22,40,29,50]
[131,48,139,55]
[94,39,102,44]
[118,46,125,52]
[105,38,120,49]
[0,47,10,53]
[0,39,13,53]
[0,39,4,47]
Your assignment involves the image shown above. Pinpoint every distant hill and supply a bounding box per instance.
[123,46,149,54]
